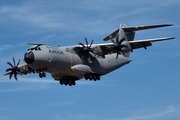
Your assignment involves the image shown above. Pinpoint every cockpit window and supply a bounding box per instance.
[38,47,41,50]
[27,46,41,51]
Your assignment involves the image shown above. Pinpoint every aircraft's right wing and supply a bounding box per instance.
[129,37,175,50]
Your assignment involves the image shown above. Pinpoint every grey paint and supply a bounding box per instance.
[4,24,174,85]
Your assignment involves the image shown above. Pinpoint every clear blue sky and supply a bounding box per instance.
[0,0,180,120]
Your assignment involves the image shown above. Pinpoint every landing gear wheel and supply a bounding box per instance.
[97,75,100,80]
[85,74,88,80]
[39,72,46,78]
[39,73,42,78]
[64,80,68,86]
[60,80,64,85]
[73,81,76,85]
[93,75,97,81]
[89,74,92,80]
[42,72,46,77]
[69,80,72,86]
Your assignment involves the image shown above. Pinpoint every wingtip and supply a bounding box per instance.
[168,37,175,40]
[167,24,174,26]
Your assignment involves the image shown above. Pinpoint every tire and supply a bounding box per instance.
[85,74,88,80]
[42,72,46,77]
[39,73,42,78]
[73,81,76,85]
[89,74,92,80]
[69,80,72,86]
[93,75,97,81]
[64,80,68,86]
[97,75,100,80]
[60,80,63,85]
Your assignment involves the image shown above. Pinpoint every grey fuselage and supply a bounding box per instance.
[24,44,132,81]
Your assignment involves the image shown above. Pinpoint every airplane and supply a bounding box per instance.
[4,24,175,86]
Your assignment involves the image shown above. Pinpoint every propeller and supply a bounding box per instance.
[110,34,129,59]
[5,57,21,81]
[78,37,94,63]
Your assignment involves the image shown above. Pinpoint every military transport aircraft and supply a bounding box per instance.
[4,24,174,86]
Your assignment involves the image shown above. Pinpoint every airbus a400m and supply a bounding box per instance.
[4,24,174,86]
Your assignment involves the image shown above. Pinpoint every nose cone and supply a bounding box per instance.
[24,51,34,64]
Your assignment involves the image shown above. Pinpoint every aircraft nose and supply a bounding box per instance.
[24,51,34,64]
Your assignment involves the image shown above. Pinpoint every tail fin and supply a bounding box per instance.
[118,24,128,41]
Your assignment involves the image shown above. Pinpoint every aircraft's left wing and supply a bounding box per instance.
[73,37,174,57]
[93,37,175,56]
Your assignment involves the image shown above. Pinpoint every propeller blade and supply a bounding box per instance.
[14,73,18,81]
[78,37,96,63]
[116,34,119,43]
[16,58,21,66]
[9,72,13,80]
[12,57,15,66]
[79,42,85,48]
[116,53,119,59]
[6,68,12,72]
[89,38,94,49]
[121,50,125,56]
[7,62,13,67]
[119,38,125,45]
[5,57,20,81]
[110,33,130,59]
[17,58,21,66]
[85,37,88,46]
[110,38,116,44]
[120,45,128,48]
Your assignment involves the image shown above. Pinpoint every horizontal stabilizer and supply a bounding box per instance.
[123,24,173,31]
[103,24,173,41]
[104,29,119,41]
[27,43,48,46]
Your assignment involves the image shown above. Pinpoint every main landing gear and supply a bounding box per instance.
[59,80,76,86]
[39,72,46,78]
[84,74,100,81]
